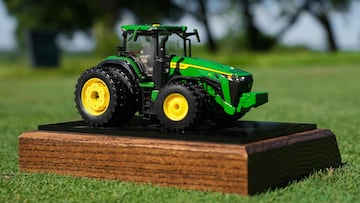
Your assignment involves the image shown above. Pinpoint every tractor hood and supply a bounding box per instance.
[170,56,252,78]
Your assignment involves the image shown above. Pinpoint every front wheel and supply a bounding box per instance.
[155,83,204,131]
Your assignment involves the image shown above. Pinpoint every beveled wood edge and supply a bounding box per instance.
[245,129,335,155]
[19,130,248,156]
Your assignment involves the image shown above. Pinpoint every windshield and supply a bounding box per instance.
[124,31,188,76]
[126,34,152,56]
[126,32,185,57]
[159,33,184,56]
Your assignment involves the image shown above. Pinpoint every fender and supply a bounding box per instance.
[98,59,143,80]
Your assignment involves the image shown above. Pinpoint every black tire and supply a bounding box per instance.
[75,66,138,126]
[155,82,204,131]
[107,66,140,122]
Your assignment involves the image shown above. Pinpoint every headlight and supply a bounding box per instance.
[231,74,246,82]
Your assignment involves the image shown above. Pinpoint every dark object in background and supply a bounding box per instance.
[27,31,59,67]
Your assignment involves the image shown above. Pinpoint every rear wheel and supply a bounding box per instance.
[75,67,138,126]
[81,77,111,116]
[155,82,204,131]
[107,67,140,123]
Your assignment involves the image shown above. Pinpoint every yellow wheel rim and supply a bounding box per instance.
[163,93,189,121]
[81,78,110,116]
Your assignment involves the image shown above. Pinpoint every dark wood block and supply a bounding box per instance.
[18,121,341,195]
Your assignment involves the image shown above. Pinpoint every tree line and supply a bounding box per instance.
[4,0,353,53]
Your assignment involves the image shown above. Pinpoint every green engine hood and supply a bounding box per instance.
[170,56,251,78]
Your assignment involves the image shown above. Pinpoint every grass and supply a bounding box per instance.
[1,51,360,202]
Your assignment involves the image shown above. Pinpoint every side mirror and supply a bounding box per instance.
[193,29,200,43]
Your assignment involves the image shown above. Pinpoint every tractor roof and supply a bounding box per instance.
[121,24,187,33]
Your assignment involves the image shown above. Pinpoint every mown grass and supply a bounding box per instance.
[0,52,360,202]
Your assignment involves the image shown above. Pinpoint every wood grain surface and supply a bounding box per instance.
[18,129,341,195]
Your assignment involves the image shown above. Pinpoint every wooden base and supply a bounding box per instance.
[18,121,341,195]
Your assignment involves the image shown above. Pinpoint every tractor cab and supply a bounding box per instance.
[120,24,200,77]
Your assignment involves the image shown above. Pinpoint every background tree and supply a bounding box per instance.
[4,0,354,55]
[3,0,181,56]
[172,0,222,52]
[240,0,265,50]
[224,0,276,51]
[4,0,103,40]
[128,0,181,23]
[275,0,351,52]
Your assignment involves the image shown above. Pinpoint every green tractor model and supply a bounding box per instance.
[75,24,268,131]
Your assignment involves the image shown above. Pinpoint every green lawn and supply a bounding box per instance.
[1,52,360,202]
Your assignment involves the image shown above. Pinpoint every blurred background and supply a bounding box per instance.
[1,2,360,201]
[0,0,359,67]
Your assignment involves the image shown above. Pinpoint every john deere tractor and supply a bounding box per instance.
[75,24,268,131]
